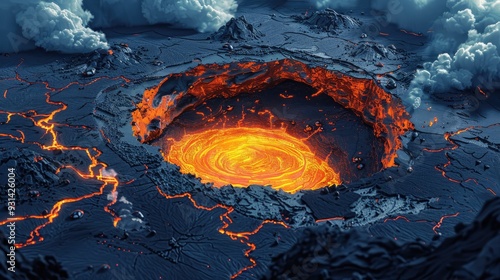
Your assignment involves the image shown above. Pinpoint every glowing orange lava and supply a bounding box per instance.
[0,59,128,248]
[132,59,414,169]
[166,127,340,193]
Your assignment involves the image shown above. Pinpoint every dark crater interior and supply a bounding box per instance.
[158,79,386,183]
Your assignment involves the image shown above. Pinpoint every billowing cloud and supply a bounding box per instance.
[312,0,500,108]
[312,0,363,9]
[15,1,108,53]
[1,0,499,104]
[84,0,238,32]
[141,0,237,32]
[408,0,500,108]
[0,0,237,53]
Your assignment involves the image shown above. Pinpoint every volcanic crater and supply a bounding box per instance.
[132,59,413,193]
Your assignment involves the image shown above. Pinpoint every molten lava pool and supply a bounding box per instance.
[132,59,414,193]
[166,127,340,193]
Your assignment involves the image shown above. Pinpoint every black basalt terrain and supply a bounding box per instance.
[264,197,500,280]
[294,8,361,33]
[212,16,264,41]
[1,232,69,280]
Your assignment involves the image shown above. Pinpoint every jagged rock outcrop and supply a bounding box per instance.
[212,16,263,41]
[294,8,360,33]
[264,197,500,279]
[1,232,69,280]
[351,42,398,60]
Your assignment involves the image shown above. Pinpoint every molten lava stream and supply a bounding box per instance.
[0,65,129,247]
[165,127,341,193]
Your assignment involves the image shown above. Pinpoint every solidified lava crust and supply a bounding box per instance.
[132,59,413,181]
[1,5,499,280]
[264,197,500,280]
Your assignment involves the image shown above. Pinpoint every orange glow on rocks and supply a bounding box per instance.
[0,66,129,248]
[166,127,340,193]
[132,59,413,190]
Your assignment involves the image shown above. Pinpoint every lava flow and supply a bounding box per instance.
[166,127,340,192]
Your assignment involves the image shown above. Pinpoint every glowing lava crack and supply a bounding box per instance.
[167,127,340,192]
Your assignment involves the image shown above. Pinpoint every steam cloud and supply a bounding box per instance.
[408,0,500,108]
[313,0,500,108]
[16,1,109,53]
[1,0,498,106]
[0,0,237,53]
[102,167,118,178]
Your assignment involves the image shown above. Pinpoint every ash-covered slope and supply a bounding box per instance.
[264,197,500,280]
[294,8,360,33]
[212,16,263,41]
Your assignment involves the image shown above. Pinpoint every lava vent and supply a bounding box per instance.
[132,59,413,193]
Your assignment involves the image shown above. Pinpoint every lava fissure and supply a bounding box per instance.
[156,186,289,279]
[424,123,500,185]
[0,66,130,247]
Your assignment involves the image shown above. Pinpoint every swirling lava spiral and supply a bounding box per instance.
[166,127,340,193]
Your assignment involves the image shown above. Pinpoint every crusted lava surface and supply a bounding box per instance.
[1,5,499,280]
[264,197,500,280]
[132,59,413,170]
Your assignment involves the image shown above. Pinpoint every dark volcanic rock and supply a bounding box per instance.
[351,42,398,60]
[386,78,397,89]
[78,43,140,74]
[1,232,69,280]
[0,149,61,189]
[212,16,263,41]
[294,8,360,33]
[264,197,500,280]
[301,189,359,220]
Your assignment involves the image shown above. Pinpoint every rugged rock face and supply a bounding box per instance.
[68,43,141,76]
[1,232,69,280]
[264,197,500,280]
[351,42,399,61]
[294,8,360,33]
[131,59,413,168]
[212,16,264,41]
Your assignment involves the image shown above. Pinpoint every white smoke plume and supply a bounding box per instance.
[84,0,237,32]
[0,0,237,53]
[141,0,237,32]
[101,167,118,178]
